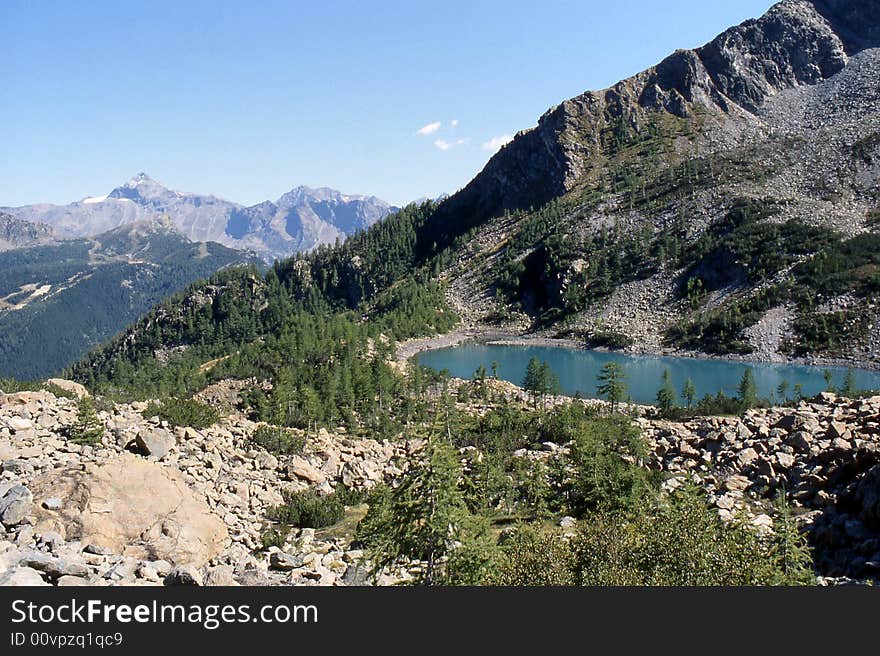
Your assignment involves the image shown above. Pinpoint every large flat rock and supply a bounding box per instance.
[28,453,228,566]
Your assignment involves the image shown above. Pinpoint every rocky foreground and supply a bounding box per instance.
[640,394,880,582]
[0,383,415,587]
[1,382,879,586]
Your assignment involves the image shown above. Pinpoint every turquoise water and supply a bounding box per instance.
[414,342,880,405]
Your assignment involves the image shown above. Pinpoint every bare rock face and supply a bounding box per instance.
[0,484,33,526]
[28,453,228,566]
[431,0,880,236]
[45,379,90,399]
[695,0,850,113]
[0,212,55,252]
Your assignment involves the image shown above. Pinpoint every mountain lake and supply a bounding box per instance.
[414,341,880,405]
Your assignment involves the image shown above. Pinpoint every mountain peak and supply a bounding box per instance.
[275,185,390,210]
[108,172,172,202]
[123,172,161,188]
[433,0,880,227]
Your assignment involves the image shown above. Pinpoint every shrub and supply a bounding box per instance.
[260,527,289,549]
[589,331,634,349]
[490,525,576,585]
[250,425,305,455]
[333,483,367,507]
[491,487,815,586]
[268,489,344,528]
[570,486,815,586]
[0,378,37,394]
[693,391,750,416]
[143,397,219,429]
[42,382,78,400]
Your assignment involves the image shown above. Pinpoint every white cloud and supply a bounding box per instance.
[417,121,442,136]
[434,138,468,151]
[450,119,459,128]
[481,134,513,152]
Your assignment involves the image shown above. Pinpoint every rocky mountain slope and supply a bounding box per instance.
[0,213,55,252]
[423,0,880,365]
[3,175,395,263]
[0,220,261,381]
[440,0,879,224]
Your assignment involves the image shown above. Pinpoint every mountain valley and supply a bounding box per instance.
[4,0,880,589]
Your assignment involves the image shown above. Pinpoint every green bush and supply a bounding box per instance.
[143,397,219,429]
[250,425,306,455]
[333,483,367,507]
[589,331,634,349]
[490,525,575,585]
[0,378,37,394]
[42,382,78,400]
[268,489,344,528]
[569,487,814,585]
[491,487,815,586]
[260,527,289,549]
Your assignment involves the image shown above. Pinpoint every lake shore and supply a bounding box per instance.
[397,326,880,372]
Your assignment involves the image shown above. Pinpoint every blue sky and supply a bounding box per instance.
[1,0,775,207]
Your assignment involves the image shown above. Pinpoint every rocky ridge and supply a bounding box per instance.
[441,0,880,225]
[0,213,55,252]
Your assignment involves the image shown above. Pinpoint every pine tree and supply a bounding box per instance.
[766,493,815,585]
[472,364,488,400]
[596,362,628,414]
[69,396,104,446]
[522,357,543,408]
[656,369,677,415]
[777,379,790,404]
[842,369,858,398]
[682,378,697,412]
[738,368,758,409]
[538,361,561,408]
[522,357,559,409]
[823,369,835,393]
[357,436,494,585]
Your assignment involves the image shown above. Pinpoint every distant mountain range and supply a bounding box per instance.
[0,218,262,380]
[2,174,397,262]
